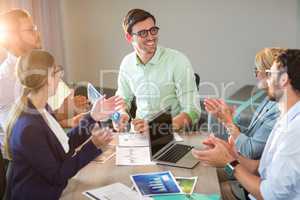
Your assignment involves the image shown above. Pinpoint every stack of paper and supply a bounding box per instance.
[119,133,149,147]
[83,183,152,200]
[116,146,153,166]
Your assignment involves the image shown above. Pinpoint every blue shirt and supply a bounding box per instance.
[213,97,279,159]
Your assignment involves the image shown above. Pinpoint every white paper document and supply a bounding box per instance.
[118,133,149,147]
[116,146,153,166]
[118,132,182,147]
[83,182,152,200]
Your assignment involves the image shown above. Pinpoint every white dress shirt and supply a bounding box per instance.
[250,101,300,200]
[41,108,69,153]
[0,52,22,128]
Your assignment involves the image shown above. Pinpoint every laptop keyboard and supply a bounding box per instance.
[158,144,193,163]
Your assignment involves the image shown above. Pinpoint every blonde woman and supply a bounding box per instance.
[204,48,285,159]
[3,50,124,200]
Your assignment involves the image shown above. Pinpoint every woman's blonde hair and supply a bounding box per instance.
[3,50,55,160]
[255,48,287,70]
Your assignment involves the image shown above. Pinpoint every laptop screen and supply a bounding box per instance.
[148,108,174,157]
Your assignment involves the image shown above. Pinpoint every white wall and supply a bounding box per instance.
[60,0,299,97]
[298,0,300,48]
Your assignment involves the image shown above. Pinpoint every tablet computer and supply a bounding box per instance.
[130,171,182,197]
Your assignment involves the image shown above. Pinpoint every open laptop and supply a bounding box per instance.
[148,107,199,169]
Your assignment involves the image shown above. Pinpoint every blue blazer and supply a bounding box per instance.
[8,101,102,200]
[213,97,280,159]
[234,98,280,159]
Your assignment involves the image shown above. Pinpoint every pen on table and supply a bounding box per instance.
[85,192,100,200]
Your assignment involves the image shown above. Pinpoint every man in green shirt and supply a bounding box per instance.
[115,9,200,133]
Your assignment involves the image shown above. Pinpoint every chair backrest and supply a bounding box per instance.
[0,152,6,199]
[194,73,200,91]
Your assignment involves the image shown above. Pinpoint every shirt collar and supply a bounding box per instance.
[135,46,163,66]
[279,100,300,125]
[6,52,18,64]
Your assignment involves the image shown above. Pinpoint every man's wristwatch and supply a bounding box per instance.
[224,160,240,177]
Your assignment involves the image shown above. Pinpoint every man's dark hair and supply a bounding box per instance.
[122,9,156,35]
[276,49,300,92]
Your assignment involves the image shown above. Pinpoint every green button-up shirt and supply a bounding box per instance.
[116,46,201,123]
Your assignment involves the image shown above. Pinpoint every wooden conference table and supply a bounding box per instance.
[60,132,221,200]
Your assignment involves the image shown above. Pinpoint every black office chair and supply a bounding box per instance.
[194,73,200,91]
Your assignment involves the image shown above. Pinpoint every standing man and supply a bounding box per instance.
[0,9,88,133]
[0,9,41,128]
[193,49,300,200]
[116,9,200,132]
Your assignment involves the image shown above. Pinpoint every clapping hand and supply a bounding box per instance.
[132,119,149,134]
[91,124,113,149]
[204,98,235,125]
[90,95,124,121]
[192,135,237,167]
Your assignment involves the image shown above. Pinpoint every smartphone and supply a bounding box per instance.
[87,83,120,123]
[87,83,103,105]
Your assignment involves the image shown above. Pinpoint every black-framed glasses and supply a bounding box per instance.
[53,65,64,78]
[131,26,160,38]
[265,69,286,78]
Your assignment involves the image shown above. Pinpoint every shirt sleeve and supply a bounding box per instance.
[173,53,201,124]
[18,124,102,187]
[0,62,17,127]
[67,113,96,150]
[115,58,134,112]
[235,109,279,159]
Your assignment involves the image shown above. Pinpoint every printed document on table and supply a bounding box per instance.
[119,133,149,147]
[83,182,152,200]
[116,146,154,166]
[118,132,183,147]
